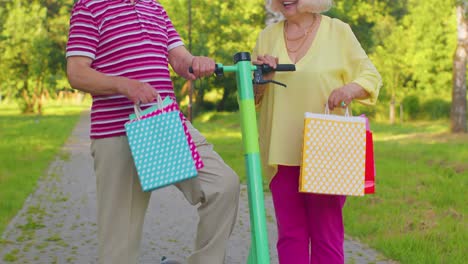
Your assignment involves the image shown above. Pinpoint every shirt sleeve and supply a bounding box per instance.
[342,24,382,105]
[66,1,99,60]
[158,4,184,51]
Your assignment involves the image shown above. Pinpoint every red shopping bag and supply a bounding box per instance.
[361,115,375,194]
[365,130,375,194]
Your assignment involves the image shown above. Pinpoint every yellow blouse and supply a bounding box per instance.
[252,15,382,181]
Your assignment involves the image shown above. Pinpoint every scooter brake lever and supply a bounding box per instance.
[267,79,287,87]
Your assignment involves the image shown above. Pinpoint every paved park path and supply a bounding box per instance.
[1,112,397,264]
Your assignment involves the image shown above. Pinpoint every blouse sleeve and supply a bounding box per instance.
[342,24,382,105]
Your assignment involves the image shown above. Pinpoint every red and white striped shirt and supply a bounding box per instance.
[66,0,184,139]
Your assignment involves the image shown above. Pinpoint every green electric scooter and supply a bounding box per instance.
[192,52,295,264]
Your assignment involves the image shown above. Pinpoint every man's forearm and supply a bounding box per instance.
[168,46,194,79]
[67,57,124,96]
[67,56,163,104]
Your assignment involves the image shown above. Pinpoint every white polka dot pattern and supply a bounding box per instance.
[125,110,197,192]
[299,113,367,196]
[134,99,204,171]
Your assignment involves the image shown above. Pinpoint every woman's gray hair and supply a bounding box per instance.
[267,0,333,14]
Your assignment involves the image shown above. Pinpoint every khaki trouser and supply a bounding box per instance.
[91,121,240,264]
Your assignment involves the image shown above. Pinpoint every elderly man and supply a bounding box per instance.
[66,1,240,263]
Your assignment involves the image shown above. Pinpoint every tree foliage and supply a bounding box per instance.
[330,0,459,124]
[0,0,71,113]
[0,0,464,124]
[160,0,265,112]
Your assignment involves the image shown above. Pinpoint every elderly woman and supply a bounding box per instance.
[253,0,382,263]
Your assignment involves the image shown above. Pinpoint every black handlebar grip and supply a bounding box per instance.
[259,64,296,74]
[189,64,222,75]
[275,64,296,72]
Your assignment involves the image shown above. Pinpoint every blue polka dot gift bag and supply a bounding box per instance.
[125,97,198,192]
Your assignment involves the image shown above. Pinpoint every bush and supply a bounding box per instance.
[198,101,217,111]
[352,103,377,118]
[221,98,240,112]
[420,98,451,120]
[402,95,420,120]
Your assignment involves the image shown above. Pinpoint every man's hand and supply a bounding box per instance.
[116,78,159,104]
[188,56,216,80]
[168,46,215,80]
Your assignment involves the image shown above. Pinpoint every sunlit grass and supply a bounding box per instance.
[0,100,90,235]
[193,112,245,182]
[344,120,467,264]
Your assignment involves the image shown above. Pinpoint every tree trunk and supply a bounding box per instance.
[21,89,35,114]
[187,80,193,122]
[217,86,228,112]
[34,77,44,115]
[451,3,468,133]
[20,80,35,114]
[400,103,404,123]
[389,96,396,124]
[195,79,204,116]
[37,81,44,115]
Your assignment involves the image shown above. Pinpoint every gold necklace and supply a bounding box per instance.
[284,21,314,41]
[284,16,317,53]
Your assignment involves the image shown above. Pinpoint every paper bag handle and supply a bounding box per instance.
[133,95,163,120]
[324,103,350,116]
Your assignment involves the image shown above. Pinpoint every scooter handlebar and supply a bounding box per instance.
[188,65,220,74]
[274,64,296,72]
[188,63,295,75]
[257,64,296,74]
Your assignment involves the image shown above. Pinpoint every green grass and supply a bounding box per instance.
[0,101,90,235]
[194,113,467,264]
[343,121,467,264]
[194,112,246,182]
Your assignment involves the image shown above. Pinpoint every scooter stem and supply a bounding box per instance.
[231,52,271,264]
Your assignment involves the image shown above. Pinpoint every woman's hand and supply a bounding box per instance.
[252,54,278,105]
[327,83,369,110]
[253,54,278,80]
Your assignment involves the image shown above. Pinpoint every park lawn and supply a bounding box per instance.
[194,112,246,182]
[343,121,467,264]
[0,102,90,235]
[195,113,467,264]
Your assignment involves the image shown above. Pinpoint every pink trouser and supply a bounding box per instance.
[269,165,346,264]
